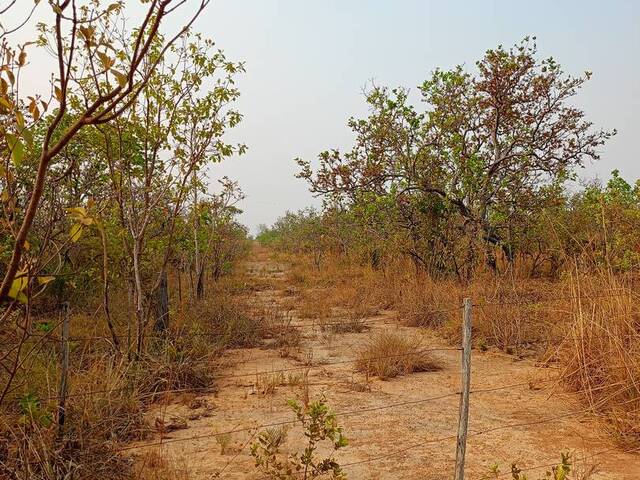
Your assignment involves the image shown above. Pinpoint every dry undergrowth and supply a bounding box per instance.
[320,312,369,334]
[554,274,640,447]
[253,305,302,356]
[284,252,640,447]
[255,370,308,395]
[356,331,442,380]
[135,449,192,480]
[0,272,270,479]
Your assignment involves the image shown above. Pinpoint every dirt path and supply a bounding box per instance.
[134,247,640,479]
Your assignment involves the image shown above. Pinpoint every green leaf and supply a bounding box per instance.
[97,51,114,71]
[0,96,12,109]
[36,321,53,332]
[15,111,24,128]
[5,133,24,166]
[19,393,39,415]
[21,128,33,147]
[67,206,87,218]
[67,206,94,225]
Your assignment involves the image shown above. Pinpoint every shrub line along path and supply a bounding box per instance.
[130,246,640,479]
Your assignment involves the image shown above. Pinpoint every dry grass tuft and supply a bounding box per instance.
[255,306,302,355]
[188,292,267,349]
[355,331,441,380]
[0,420,134,480]
[395,276,458,329]
[320,313,369,334]
[135,449,192,480]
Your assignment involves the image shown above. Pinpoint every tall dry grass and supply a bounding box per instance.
[554,273,640,447]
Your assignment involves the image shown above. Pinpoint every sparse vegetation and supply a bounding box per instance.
[1,1,638,476]
[256,40,640,438]
[485,453,598,480]
[215,432,234,455]
[251,396,348,479]
[136,450,192,480]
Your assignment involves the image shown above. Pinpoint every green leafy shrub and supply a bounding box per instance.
[251,396,348,479]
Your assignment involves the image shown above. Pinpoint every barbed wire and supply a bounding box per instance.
[336,392,640,473]
[115,389,465,453]
[4,334,635,405]
[3,288,637,348]
[9,363,639,476]
[4,280,639,477]
[259,386,640,479]
[214,426,259,477]
[116,374,625,454]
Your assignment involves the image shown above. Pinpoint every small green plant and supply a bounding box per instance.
[215,432,233,455]
[261,426,289,453]
[18,393,52,427]
[485,453,584,480]
[251,396,348,479]
[35,321,54,333]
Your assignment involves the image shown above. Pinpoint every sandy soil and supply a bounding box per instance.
[131,248,640,479]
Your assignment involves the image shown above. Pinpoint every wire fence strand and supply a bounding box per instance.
[0,346,461,404]
[3,288,636,347]
[115,377,634,454]
[4,284,640,477]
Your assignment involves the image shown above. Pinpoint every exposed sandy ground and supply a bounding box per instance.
[131,248,640,479]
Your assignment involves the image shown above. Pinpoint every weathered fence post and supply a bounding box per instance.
[57,301,70,437]
[454,297,472,480]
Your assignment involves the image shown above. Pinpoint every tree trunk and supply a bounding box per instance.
[126,277,134,361]
[195,266,204,301]
[154,270,170,332]
[463,222,481,282]
[193,172,202,300]
[99,224,120,353]
[132,238,146,355]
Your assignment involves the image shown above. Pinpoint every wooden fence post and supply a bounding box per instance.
[57,301,70,437]
[454,298,472,480]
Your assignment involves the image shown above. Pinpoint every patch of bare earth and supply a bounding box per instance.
[129,248,640,479]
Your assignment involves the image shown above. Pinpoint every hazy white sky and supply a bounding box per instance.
[5,1,640,232]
